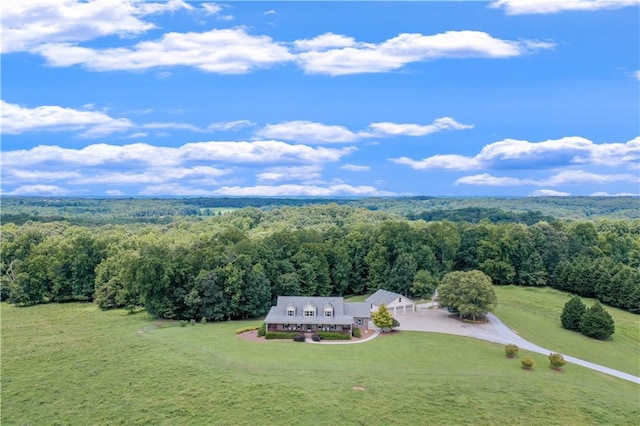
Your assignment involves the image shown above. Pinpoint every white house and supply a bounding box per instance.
[366,289,415,315]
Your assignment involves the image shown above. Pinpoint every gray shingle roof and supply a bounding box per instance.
[365,289,404,306]
[265,296,369,325]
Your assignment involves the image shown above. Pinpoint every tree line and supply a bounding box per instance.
[2,205,639,319]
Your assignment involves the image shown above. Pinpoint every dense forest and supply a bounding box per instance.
[2,198,639,319]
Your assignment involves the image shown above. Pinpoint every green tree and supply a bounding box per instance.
[411,269,438,298]
[371,303,395,331]
[548,353,567,370]
[560,295,586,332]
[580,301,615,340]
[437,270,497,320]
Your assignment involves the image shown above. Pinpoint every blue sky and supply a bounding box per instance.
[1,0,638,197]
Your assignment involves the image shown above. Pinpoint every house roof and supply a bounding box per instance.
[265,296,369,325]
[365,289,408,306]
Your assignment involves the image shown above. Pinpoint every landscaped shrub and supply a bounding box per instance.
[234,326,259,335]
[561,295,586,332]
[549,353,567,370]
[179,320,187,327]
[316,331,351,340]
[504,344,519,358]
[293,333,306,342]
[352,327,361,338]
[257,322,266,337]
[580,301,615,340]
[311,334,321,342]
[265,331,298,340]
[200,317,208,324]
[190,319,196,326]
[521,356,535,370]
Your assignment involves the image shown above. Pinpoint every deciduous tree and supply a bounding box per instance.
[437,270,497,320]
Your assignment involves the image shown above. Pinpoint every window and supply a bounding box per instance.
[304,309,315,317]
[324,308,333,317]
[398,297,402,303]
[287,307,295,317]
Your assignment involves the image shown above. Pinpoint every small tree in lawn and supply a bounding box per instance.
[561,295,586,332]
[549,353,566,370]
[504,344,519,358]
[521,356,535,370]
[371,304,394,332]
[580,301,615,340]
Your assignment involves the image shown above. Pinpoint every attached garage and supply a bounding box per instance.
[366,289,415,315]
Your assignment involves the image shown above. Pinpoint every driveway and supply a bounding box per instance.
[393,304,640,384]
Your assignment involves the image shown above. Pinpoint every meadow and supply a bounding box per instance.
[493,286,640,376]
[2,295,639,425]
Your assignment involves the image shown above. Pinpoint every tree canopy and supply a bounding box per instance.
[437,270,497,320]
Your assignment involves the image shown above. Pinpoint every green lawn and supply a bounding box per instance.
[493,286,640,377]
[2,302,639,425]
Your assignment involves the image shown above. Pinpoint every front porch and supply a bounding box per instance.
[267,323,352,334]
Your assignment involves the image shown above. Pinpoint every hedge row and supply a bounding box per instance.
[316,331,351,340]
[265,332,299,340]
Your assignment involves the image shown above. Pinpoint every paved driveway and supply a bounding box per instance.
[393,304,640,384]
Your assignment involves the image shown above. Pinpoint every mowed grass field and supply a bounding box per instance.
[493,286,640,377]
[2,299,639,425]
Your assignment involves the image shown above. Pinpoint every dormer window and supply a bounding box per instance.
[304,303,316,317]
[324,305,334,317]
[398,297,402,303]
[287,306,296,317]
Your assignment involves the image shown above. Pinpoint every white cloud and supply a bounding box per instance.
[590,191,638,196]
[124,132,149,139]
[1,100,133,137]
[210,184,396,197]
[207,120,256,131]
[201,3,222,15]
[341,164,371,172]
[365,117,473,137]
[142,122,206,132]
[490,0,638,15]
[72,166,231,185]
[456,170,638,187]
[391,136,640,171]
[105,189,126,196]
[263,10,277,15]
[391,155,481,171]
[256,121,359,143]
[634,70,640,80]
[294,33,357,51]
[1,0,191,54]
[530,189,571,196]
[296,31,554,75]
[4,185,71,196]
[1,140,355,168]
[256,166,322,183]
[35,28,294,74]
[256,117,472,144]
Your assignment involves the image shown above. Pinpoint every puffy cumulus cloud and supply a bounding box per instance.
[1,0,191,53]
[341,164,371,172]
[105,189,126,196]
[296,31,554,75]
[456,170,638,187]
[35,28,294,73]
[391,155,481,171]
[294,33,357,51]
[2,140,354,169]
[209,184,396,197]
[255,121,359,143]
[256,117,472,144]
[530,189,571,196]
[365,118,473,137]
[1,100,133,137]
[71,166,231,185]
[490,0,638,15]
[3,185,71,196]
[256,166,322,183]
[391,136,640,171]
